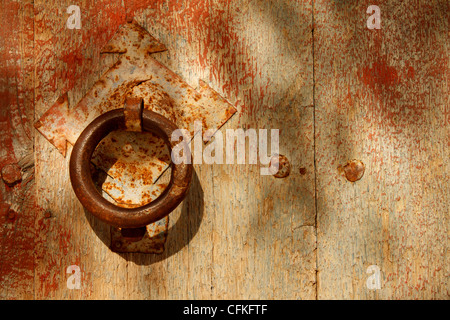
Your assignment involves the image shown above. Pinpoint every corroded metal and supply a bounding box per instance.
[111,218,169,254]
[34,20,237,156]
[35,20,236,208]
[90,129,170,206]
[1,163,22,186]
[123,97,143,132]
[120,227,147,241]
[270,154,291,178]
[338,160,365,182]
[69,108,193,229]
[91,163,171,253]
[36,20,236,253]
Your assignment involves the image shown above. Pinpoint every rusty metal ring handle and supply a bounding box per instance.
[69,108,193,229]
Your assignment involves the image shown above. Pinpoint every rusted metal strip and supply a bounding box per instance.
[123,97,143,132]
[111,218,169,254]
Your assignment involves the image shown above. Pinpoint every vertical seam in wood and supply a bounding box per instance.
[210,166,216,299]
[208,0,215,299]
[311,0,318,301]
[187,178,190,299]
[32,0,37,300]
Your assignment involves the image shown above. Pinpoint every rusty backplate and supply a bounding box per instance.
[92,164,171,253]
[35,20,237,253]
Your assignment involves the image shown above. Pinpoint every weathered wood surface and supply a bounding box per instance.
[314,0,449,299]
[0,0,35,299]
[31,0,315,299]
[0,0,448,300]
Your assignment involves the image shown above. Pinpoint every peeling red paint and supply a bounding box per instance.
[0,0,36,300]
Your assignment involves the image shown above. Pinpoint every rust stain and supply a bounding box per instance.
[91,130,169,205]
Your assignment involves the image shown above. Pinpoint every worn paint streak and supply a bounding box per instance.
[0,0,36,300]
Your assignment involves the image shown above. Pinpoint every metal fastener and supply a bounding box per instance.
[270,154,291,178]
[44,210,52,218]
[1,163,22,186]
[123,97,144,132]
[69,102,193,229]
[7,209,16,220]
[339,160,365,182]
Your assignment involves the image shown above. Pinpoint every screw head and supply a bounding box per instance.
[1,163,22,186]
[7,209,16,220]
[339,160,365,182]
[270,154,291,178]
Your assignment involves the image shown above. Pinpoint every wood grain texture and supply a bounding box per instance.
[0,0,35,300]
[34,0,128,299]
[205,0,316,299]
[31,0,316,299]
[2,0,448,300]
[314,0,449,299]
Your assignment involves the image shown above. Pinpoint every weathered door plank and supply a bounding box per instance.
[122,0,316,299]
[33,0,129,299]
[314,0,449,299]
[0,0,36,300]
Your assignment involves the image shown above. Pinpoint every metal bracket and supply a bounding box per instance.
[35,20,237,253]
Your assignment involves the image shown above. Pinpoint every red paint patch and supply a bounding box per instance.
[360,57,400,89]
[406,66,415,79]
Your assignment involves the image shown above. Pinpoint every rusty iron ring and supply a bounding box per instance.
[69,108,193,228]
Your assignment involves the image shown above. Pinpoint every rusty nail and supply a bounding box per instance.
[1,163,22,186]
[44,210,52,218]
[69,108,193,228]
[299,167,307,175]
[7,209,16,220]
[270,154,291,178]
[339,160,365,182]
[123,97,143,132]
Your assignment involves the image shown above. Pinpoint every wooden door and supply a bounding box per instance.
[0,0,448,299]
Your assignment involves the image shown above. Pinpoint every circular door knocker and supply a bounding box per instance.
[69,98,193,229]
